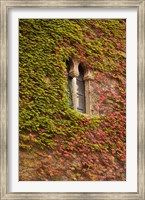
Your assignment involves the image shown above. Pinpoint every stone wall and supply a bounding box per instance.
[90,71,120,116]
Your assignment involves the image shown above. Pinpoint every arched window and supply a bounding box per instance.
[66,58,94,115]
[76,65,86,113]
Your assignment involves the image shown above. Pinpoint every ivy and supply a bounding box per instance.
[19,19,126,181]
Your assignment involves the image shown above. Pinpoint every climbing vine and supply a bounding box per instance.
[19,19,126,181]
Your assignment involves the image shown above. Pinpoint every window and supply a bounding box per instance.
[66,58,94,115]
[76,65,85,113]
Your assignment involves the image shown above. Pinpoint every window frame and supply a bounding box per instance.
[67,58,94,115]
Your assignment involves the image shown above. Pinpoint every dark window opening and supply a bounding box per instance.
[76,65,86,113]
